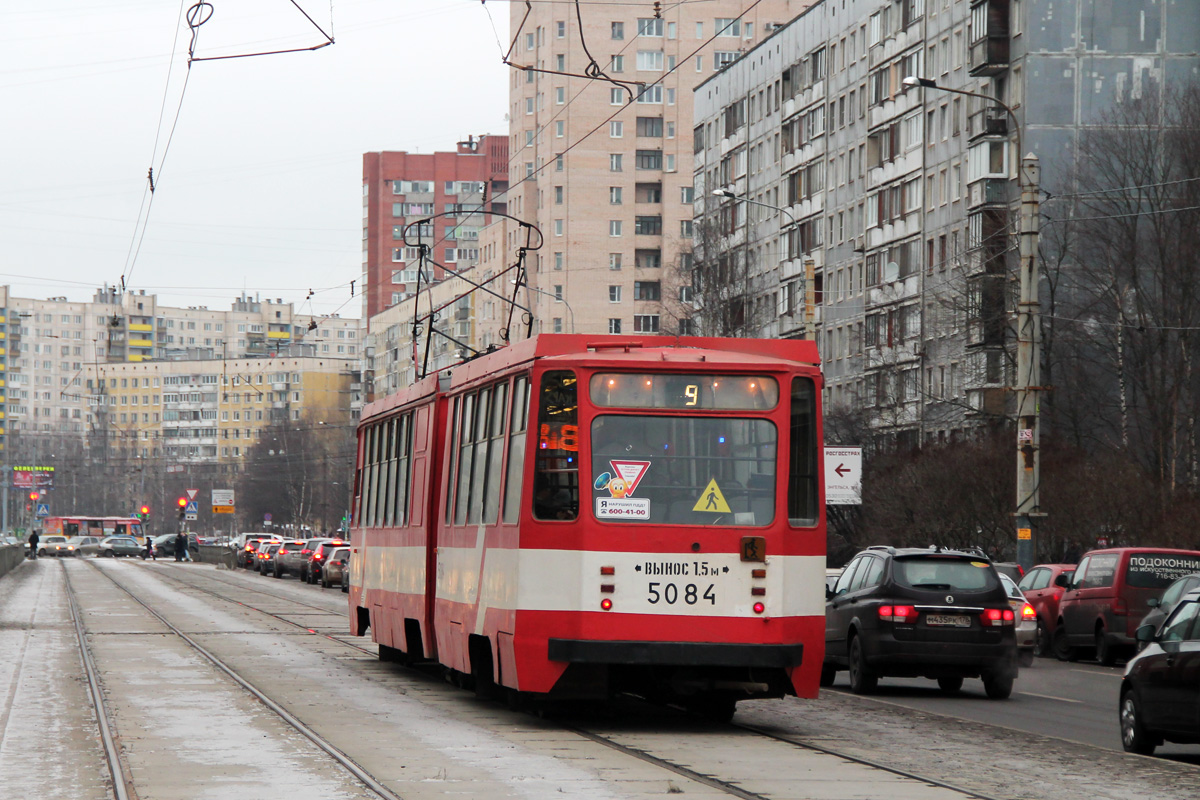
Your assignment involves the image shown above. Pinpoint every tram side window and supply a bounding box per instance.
[533,370,579,521]
[483,383,509,524]
[445,397,460,525]
[393,413,413,526]
[503,376,531,524]
[382,418,396,527]
[788,377,818,527]
[454,393,477,526]
[366,425,381,526]
[468,387,493,524]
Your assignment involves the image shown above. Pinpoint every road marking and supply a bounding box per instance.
[1070,669,1122,678]
[1018,691,1082,704]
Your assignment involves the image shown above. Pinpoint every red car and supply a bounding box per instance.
[1017,564,1076,656]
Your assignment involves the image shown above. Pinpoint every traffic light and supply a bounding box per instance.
[177,496,187,520]
[28,491,38,502]
[138,505,150,522]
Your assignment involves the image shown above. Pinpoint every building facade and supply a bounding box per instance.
[0,286,362,444]
[694,0,1199,446]
[361,135,509,322]
[504,0,811,338]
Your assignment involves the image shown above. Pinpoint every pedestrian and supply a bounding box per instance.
[174,531,186,562]
[182,534,193,562]
[143,535,155,561]
[27,529,40,560]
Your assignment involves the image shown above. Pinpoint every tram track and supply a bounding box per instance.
[66,559,404,800]
[77,563,993,800]
[137,562,994,799]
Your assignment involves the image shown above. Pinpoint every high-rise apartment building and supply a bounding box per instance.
[361,135,509,322]
[0,286,361,441]
[694,0,1195,446]
[505,1,809,337]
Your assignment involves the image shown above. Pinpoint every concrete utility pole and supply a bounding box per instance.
[902,77,1044,568]
[1014,155,1042,570]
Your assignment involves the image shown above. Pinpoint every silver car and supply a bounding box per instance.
[65,536,103,557]
[1000,573,1037,667]
[38,535,71,557]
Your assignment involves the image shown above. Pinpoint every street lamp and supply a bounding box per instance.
[903,75,1043,569]
[711,188,796,228]
[510,279,575,333]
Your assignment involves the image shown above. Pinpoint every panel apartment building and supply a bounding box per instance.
[0,286,361,457]
[694,0,1199,446]
[505,0,811,337]
[361,135,509,322]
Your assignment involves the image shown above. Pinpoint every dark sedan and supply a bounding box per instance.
[1121,588,1200,754]
[1138,572,1200,642]
[97,536,143,557]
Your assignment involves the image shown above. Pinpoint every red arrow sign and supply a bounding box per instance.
[835,463,851,478]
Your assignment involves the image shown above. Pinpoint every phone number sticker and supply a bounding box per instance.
[596,497,650,519]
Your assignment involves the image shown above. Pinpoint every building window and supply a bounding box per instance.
[633,314,660,333]
[556,20,566,38]
[636,116,663,137]
[714,51,739,70]
[554,219,564,236]
[636,149,663,170]
[636,85,663,104]
[609,220,623,236]
[680,220,693,238]
[610,153,623,171]
[555,120,565,137]
[610,186,623,204]
[637,18,663,37]
[634,215,662,235]
[555,87,565,104]
[555,185,564,204]
[715,18,741,37]
[610,87,624,105]
[637,50,664,71]
[609,285,623,302]
[634,281,661,301]
[609,253,623,270]
[609,318,622,334]
[609,120,623,138]
[611,21,624,39]
[611,54,624,72]
[555,252,564,270]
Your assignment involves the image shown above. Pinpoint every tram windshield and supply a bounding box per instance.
[590,415,776,526]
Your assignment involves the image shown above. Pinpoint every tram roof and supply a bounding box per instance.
[361,334,820,422]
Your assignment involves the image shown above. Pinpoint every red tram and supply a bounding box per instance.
[347,334,825,714]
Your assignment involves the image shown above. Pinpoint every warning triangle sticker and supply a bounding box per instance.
[609,460,651,496]
[693,478,732,513]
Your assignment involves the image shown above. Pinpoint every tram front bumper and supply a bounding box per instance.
[548,639,804,668]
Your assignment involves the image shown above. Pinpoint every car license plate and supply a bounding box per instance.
[926,614,970,627]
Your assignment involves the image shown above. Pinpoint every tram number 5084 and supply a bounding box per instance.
[647,582,716,605]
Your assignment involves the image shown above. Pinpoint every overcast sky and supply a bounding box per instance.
[0,0,509,320]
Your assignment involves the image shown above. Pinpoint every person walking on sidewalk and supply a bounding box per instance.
[174,531,186,562]
[27,529,40,560]
[143,535,156,561]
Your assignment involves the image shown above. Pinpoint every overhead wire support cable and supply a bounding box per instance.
[188,0,334,63]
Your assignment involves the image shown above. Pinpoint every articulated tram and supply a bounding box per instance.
[347,334,825,715]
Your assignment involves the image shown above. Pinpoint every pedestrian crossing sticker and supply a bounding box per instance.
[693,478,731,513]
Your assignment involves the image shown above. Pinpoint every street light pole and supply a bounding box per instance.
[904,76,1043,569]
[711,189,806,337]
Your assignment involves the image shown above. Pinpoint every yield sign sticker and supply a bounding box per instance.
[693,478,732,513]
[609,460,651,496]
[186,488,198,500]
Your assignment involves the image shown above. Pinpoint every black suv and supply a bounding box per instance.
[823,546,1019,699]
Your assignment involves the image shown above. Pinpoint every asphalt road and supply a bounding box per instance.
[827,656,1200,762]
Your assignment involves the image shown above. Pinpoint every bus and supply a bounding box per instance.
[348,334,825,717]
[42,516,144,541]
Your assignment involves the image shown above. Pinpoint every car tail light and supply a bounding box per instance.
[301,549,312,555]
[1113,598,1128,616]
[1021,603,1036,620]
[878,605,919,623]
[982,608,1015,626]
[314,552,324,560]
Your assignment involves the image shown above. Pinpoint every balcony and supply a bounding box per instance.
[968,178,1011,209]
[968,0,1010,76]
[968,106,1008,142]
